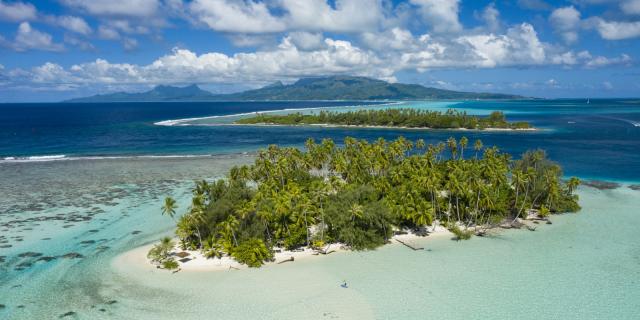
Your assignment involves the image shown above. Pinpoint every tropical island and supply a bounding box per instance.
[65,76,524,102]
[235,109,532,130]
[147,136,580,270]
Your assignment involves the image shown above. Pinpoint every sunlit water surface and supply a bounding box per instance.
[0,99,639,319]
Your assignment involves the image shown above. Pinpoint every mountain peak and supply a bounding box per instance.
[264,81,284,88]
[64,75,524,102]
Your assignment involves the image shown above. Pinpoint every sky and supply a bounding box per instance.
[0,0,639,102]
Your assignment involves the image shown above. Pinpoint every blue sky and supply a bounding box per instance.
[0,0,639,101]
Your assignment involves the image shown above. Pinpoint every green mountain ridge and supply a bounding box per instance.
[65,76,524,102]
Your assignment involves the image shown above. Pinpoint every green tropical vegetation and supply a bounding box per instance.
[151,136,579,268]
[235,109,531,130]
[147,237,179,269]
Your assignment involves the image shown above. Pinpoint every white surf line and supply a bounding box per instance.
[0,154,254,164]
[153,101,407,127]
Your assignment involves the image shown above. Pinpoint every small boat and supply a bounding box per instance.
[587,98,590,104]
[340,281,348,288]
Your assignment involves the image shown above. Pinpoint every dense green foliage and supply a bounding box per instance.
[167,136,579,267]
[231,238,274,267]
[147,237,178,269]
[162,259,179,270]
[236,109,531,130]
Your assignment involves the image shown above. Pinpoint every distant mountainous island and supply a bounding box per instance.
[65,76,523,102]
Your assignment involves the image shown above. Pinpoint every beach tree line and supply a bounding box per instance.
[154,136,579,268]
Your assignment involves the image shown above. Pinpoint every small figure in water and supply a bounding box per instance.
[341,280,348,288]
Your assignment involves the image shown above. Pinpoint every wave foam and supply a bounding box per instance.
[154,102,404,127]
[0,154,252,164]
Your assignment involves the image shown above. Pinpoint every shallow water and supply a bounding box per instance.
[5,186,636,319]
[108,186,640,320]
[1,99,639,319]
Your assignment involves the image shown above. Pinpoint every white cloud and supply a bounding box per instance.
[587,17,640,40]
[550,6,581,43]
[64,34,95,51]
[585,53,631,67]
[288,32,325,51]
[454,23,545,67]
[47,15,93,35]
[123,37,138,51]
[361,28,416,51]
[32,62,73,83]
[12,22,64,52]
[187,0,383,34]
[227,34,277,47]
[2,23,632,91]
[60,0,160,18]
[550,50,631,68]
[281,0,382,32]
[481,3,501,31]
[25,37,388,86]
[189,0,286,33]
[621,0,640,15]
[410,0,462,33]
[0,0,37,22]
[98,26,120,40]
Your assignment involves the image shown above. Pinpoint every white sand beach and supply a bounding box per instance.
[115,225,455,273]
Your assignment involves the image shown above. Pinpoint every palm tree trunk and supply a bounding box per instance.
[304,210,309,246]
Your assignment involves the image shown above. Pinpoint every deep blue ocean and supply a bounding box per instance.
[1,99,639,181]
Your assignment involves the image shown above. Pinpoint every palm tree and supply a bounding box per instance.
[566,177,581,194]
[446,137,458,159]
[161,197,178,221]
[459,137,468,159]
[349,203,364,221]
[474,139,483,159]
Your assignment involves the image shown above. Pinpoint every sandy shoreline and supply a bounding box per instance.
[114,225,453,273]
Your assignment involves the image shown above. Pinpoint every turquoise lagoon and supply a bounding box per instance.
[0,99,639,319]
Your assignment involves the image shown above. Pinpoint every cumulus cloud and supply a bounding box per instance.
[45,15,93,35]
[189,0,286,33]
[550,50,631,67]
[20,37,388,87]
[452,23,545,67]
[288,32,325,51]
[1,19,633,92]
[0,0,37,22]
[60,0,165,50]
[410,0,462,33]
[361,28,417,51]
[550,6,581,43]
[187,0,383,33]
[11,22,65,52]
[281,0,382,32]
[480,3,501,31]
[587,17,640,40]
[585,53,632,68]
